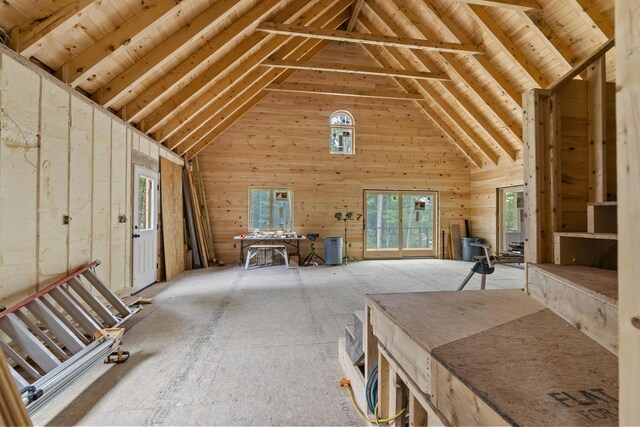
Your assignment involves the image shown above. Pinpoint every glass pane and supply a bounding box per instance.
[330,113,353,125]
[366,194,399,249]
[272,190,292,229]
[250,189,271,230]
[504,191,519,232]
[402,195,434,249]
[138,176,154,231]
[330,127,353,154]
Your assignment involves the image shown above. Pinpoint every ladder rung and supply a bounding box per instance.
[39,297,90,345]
[9,363,30,390]
[49,287,101,336]
[14,310,67,360]
[0,314,60,373]
[81,269,131,317]
[67,278,117,327]
[0,340,41,382]
[25,299,85,354]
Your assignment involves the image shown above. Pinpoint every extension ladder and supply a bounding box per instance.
[0,260,139,413]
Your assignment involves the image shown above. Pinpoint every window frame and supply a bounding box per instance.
[248,187,294,231]
[329,110,355,155]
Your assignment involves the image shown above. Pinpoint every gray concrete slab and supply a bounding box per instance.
[32,259,523,426]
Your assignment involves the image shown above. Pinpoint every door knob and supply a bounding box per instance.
[132,233,141,238]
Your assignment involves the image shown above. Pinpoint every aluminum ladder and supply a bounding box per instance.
[0,260,139,414]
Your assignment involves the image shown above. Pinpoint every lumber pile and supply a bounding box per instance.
[182,159,218,269]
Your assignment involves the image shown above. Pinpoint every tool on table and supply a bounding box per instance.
[457,242,525,290]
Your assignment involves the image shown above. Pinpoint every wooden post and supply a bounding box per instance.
[616,1,640,424]
[409,394,428,427]
[587,56,607,202]
[377,350,390,420]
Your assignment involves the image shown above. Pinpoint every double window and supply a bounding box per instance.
[249,188,293,231]
[330,111,355,155]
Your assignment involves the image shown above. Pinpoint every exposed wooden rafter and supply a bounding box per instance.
[453,0,540,11]
[256,22,484,54]
[463,3,549,88]
[346,0,366,32]
[419,0,522,106]
[148,0,349,144]
[360,6,514,161]
[184,39,336,160]
[567,0,614,39]
[10,0,99,57]
[380,0,522,151]
[56,0,181,86]
[261,59,449,81]
[94,0,250,108]
[161,4,351,150]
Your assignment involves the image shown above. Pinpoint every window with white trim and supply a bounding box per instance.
[330,111,355,155]
[249,188,293,231]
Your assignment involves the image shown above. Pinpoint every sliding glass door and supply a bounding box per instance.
[364,190,437,258]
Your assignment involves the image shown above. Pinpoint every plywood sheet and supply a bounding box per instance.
[432,310,618,426]
[367,289,544,352]
[160,157,185,280]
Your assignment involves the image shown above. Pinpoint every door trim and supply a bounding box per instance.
[133,165,159,288]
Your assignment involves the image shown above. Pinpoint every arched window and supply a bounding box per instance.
[329,110,355,155]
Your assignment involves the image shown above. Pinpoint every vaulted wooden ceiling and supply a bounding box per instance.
[0,0,615,167]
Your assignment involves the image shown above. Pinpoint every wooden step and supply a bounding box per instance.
[587,202,617,233]
[338,337,366,412]
[527,263,618,354]
[366,289,618,426]
[554,232,617,269]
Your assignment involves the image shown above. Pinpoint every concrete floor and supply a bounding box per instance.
[33,259,524,426]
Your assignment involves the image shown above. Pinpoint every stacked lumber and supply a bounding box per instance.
[183,159,217,269]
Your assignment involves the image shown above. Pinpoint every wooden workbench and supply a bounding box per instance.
[364,289,618,426]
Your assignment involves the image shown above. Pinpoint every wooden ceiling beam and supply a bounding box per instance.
[261,58,449,80]
[357,20,499,165]
[464,3,549,88]
[184,40,333,160]
[256,22,484,54]
[264,83,425,100]
[346,0,366,32]
[379,0,522,149]
[92,0,253,108]
[453,0,540,11]
[360,44,482,167]
[361,6,516,160]
[141,0,347,138]
[160,6,350,148]
[567,0,614,40]
[419,0,522,106]
[10,0,99,57]
[56,0,181,85]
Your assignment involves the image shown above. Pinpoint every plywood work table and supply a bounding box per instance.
[364,289,618,426]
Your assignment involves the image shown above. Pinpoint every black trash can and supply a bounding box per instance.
[461,237,482,261]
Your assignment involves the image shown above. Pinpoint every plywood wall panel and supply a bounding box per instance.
[38,79,70,285]
[0,54,40,308]
[160,157,185,280]
[68,96,94,271]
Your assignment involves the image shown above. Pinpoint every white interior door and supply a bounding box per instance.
[133,166,158,287]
